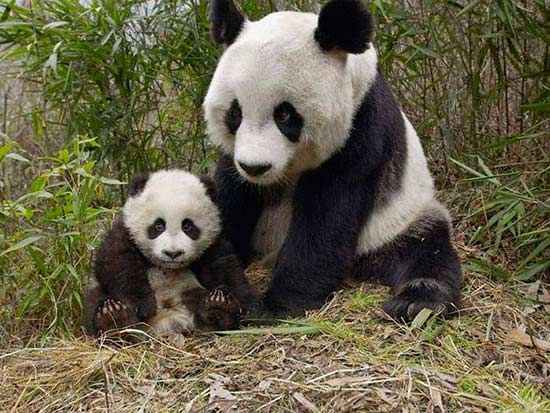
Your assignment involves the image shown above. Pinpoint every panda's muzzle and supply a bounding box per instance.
[162,249,184,260]
[238,162,272,177]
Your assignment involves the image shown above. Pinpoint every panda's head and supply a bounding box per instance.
[123,170,220,269]
[204,0,378,185]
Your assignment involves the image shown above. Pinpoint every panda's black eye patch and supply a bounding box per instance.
[224,99,242,135]
[274,102,303,143]
[182,218,200,240]
[148,218,165,239]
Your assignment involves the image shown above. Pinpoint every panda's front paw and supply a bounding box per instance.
[382,279,459,322]
[198,289,241,331]
[243,296,305,321]
[93,298,139,334]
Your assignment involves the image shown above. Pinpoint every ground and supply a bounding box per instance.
[1,254,549,412]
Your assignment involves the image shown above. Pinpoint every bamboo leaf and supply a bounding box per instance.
[1,235,44,256]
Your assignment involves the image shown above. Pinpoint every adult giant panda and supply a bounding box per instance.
[203,0,463,321]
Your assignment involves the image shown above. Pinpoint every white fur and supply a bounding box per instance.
[147,267,201,335]
[252,184,295,262]
[356,114,440,252]
[123,169,221,268]
[203,11,378,185]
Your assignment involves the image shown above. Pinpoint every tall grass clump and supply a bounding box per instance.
[0,135,121,340]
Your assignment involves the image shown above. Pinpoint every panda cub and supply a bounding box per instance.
[83,169,258,336]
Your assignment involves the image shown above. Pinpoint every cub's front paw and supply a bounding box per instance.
[382,279,459,322]
[135,294,157,320]
[198,289,241,331]
[93,298,139,334]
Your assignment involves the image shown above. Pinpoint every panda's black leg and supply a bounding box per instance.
[356,219,463,321]
[214,156,263,264]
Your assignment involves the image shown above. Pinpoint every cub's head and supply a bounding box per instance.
[204,0,378,186]
[123,170,220,269]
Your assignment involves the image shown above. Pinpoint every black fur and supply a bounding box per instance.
[182,219,200,241]
[274,102,303,143]
[351,216,462,321]
[199,175,217,200]
[147,218,165,239]
[214,71,462,319]
[93,217,157,322]
[128,172,150,197]
[209,0,245,46]
[214,155,264,264]
[314,0,374,54]
[224,99,242,135]
[191,236,259,306]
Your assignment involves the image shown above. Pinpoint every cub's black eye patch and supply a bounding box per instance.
[274,102,303,143]
[224,99,242,135]
[148,218,165,239]
[182,218,200,240]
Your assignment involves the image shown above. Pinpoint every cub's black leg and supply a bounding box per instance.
[353,218,462,321]
[83,287,140,336]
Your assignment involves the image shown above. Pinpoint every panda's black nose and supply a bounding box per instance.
[238,162,272,177]
[163,249,184,259]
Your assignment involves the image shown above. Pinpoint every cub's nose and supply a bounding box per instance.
[238,162,272,177]
[162,249,184,260]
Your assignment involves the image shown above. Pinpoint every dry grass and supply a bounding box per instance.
[1,257,549,413]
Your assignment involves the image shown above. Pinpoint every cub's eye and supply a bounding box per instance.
[182,219,193,232]
[224,99,242,135]
[155,219,165,232]
[273,101,303,143]
[182,218,201,240]
[148,218,166,239]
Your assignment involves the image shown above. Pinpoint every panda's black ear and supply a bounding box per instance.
[314,0,374,54]
[128,172,150,197]
[199,175,217,201]
[209,0,245,46]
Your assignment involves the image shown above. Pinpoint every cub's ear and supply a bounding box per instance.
[209,0,245,46]
[314,0,374,54]
[128,172,150,197]
[199,175,217,201]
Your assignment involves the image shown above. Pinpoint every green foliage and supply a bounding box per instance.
[0,0,217,177]
[0,135,119,338]
[451,156,549,281]
[372,0,549,150]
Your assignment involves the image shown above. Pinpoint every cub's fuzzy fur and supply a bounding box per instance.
[83,169,258,336]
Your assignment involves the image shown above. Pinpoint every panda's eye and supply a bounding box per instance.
[274,107,290,123]
[274,102,303,143]
[182,219,193,232]
[147,218,166,239]
[224,99,242,135]
[155,220,165,232]
[182,218,200,240]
